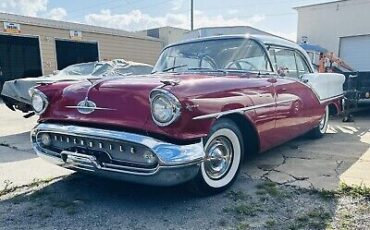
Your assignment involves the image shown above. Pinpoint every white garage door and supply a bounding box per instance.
[340,35,370,71]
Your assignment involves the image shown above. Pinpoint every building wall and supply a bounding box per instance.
[0,21,161,75]
[136,27,189,48]
[296,0,370,54]
[158,27,188,47]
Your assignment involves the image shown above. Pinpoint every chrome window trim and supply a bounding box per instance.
[149,88,182,127]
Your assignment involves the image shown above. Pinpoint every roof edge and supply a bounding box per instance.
[0,12,160,42]
[293,0,347,10]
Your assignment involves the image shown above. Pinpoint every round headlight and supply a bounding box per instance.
[150,90,181,127]
[31,90,48,114]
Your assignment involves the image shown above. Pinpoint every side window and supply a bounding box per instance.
[295,52,311,76]
[274,48,298,78]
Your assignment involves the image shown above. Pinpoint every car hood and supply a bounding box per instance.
[39,74,186,130]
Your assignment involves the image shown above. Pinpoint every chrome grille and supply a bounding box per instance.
[36,131,158,169]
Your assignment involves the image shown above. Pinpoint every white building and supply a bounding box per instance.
[136,26,189,48]
[295,0,370,71]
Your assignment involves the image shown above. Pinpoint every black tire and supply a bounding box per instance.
[309,106,329,139]
[187,118,245,195]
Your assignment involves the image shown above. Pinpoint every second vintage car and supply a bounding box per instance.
[30,35,345,194]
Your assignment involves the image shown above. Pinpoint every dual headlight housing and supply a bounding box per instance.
[150,89,181,127]
[30,88,49,115]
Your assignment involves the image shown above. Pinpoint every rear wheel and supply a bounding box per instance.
[188,118,244,195]
[309,106,329,139]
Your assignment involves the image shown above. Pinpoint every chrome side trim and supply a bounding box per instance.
[192,99,295,120]
[65,105,116,111]
[320,94,343,104]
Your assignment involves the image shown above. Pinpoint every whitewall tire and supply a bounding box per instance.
[309,106,329,139]
[188,118,244,195]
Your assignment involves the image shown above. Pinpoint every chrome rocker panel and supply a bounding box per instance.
[31,123,204,186]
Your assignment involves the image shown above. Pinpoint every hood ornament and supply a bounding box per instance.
[66,97,116,114]
[76,97,97,114]
[66,76,121,114]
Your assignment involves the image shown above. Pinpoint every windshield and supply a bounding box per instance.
[153,38,272,73]
[58,63,96,76]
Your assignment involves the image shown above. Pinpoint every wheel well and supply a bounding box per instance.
[219,113,259,158]
[328,103,338,116]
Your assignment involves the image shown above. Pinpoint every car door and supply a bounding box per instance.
[269,47,317,145]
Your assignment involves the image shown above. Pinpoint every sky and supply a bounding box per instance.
[0,0,334,41]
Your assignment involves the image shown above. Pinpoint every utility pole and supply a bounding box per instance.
[191,0,194,30]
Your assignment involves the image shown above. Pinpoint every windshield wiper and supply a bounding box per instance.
[188,67,227,74]
[162,64,188,72]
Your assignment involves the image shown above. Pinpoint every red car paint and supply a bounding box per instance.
[36,70,338,153]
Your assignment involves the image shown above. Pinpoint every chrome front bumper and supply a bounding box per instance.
[31,123,205,186]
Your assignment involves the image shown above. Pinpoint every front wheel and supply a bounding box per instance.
[188,118,244,195]
[309,105,329,139]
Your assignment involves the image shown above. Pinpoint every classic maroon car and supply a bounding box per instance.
[30,35,345,194]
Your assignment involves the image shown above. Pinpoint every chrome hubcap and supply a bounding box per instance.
[204,136,233,180]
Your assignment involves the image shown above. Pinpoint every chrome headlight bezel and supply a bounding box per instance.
[31,89,49,115]
[150,89,181,127]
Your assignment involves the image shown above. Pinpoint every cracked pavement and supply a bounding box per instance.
[243,109,370,190]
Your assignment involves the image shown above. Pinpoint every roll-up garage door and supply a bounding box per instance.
[0,35,42,83]
[55,40,99,70]
[340,35,370,71]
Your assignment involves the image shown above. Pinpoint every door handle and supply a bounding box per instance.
[267,78,277,83]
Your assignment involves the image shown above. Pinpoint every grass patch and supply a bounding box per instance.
[236,221,249,230]
[338,183,370,198]
[315,189,336,200]
[224,202,263,217]
[256,181,282,197]
[264,220,276,229]
[292,207,332,230]
[226,190,251,202]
